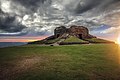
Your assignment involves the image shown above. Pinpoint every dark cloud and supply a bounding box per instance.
[74,0,120,14]
[0,10,25,32]
[75,0,102,14]
[13,0,51,13]
[14,0,47,7]
[0,0,120,36]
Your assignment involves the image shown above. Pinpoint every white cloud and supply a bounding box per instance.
[101,26,120,34]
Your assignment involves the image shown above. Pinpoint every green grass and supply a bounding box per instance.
[45,38,60,44]
[63,36,88,43]
[0,44,120,80]
[85,38,113,43]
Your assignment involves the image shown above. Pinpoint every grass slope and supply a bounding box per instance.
[29,36,113,45]
[60,36,89,44]
[29,38,60,44]
[64,36,87,43]
[45,38,60,44]
[0,44,120,80]
[85,38,114,43]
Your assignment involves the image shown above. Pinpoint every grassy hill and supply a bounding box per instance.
[85,38,114,43]
[64,36,88,43]
[0,44,120,80]
[60,36,89,45]
[29,35,114,45]
[29,37,60,44]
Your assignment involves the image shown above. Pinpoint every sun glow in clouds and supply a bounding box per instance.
[117,34,120,44]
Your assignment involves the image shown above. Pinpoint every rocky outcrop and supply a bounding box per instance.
[54,26,67,38]
[54,25,96,39]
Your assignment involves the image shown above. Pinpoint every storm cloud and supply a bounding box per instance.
[0,0,120,36]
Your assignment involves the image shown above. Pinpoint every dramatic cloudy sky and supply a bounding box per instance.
[0,0,120,42]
